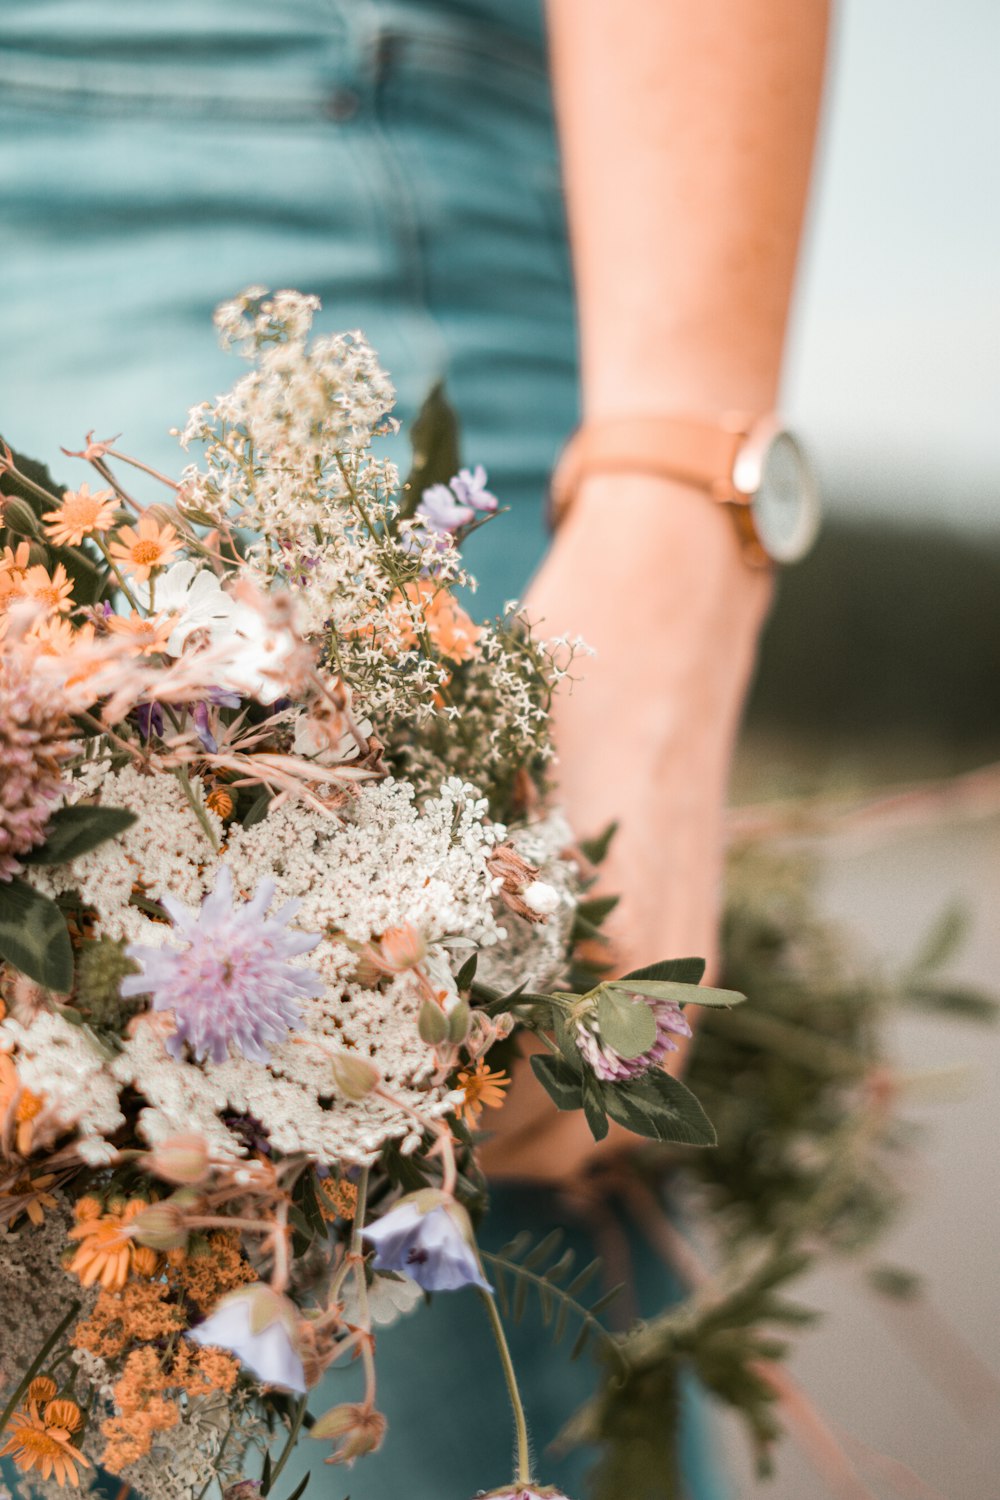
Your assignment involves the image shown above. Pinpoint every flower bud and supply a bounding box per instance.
[417,998,449,1045]
[148,1133,211,1187]
[0,495,41,537]
[330,1050,381,1101]
[379,923,427,972]
[446,998,471,1044]
[128,1200,189,1252]
[521,880,560,917]
[310,1402,387,1464]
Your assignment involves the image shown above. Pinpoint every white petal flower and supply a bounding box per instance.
[210,601,299,704]
[187,1284,306,1393]
[134,561,240,657]
[521,880,561,917]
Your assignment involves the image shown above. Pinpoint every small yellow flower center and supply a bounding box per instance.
[15,1089,43,1124]
[18,1428,65,1458]
[62,497,102,528]
[131,540,164,566]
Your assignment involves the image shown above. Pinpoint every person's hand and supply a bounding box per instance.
[478,473,772,1183]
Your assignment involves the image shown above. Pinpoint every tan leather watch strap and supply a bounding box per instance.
[549,413,752,530]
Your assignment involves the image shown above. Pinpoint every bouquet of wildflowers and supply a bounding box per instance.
[0,290,740,1499]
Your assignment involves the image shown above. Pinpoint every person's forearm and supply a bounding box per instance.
[546,0,830,420]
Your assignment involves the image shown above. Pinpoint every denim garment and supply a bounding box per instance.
[0,6,730,1496]
[0,0,573,617]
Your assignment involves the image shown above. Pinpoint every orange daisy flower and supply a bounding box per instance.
[0,1054,45,1155]
[2,1170,59,1227]
[392,579,482,664]
[68,1198,147,1291]
[0,541,31,610]
[0,1401,90,1487]
[105,610,176,656]
[20,563,74,616]
[27,616,95,657]
[43,483,117,546]
[107,514,180,581]
[455,1058,511,1126]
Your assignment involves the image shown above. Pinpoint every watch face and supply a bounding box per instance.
[747,429,820,563]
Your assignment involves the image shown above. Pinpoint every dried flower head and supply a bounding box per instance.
[0,650,74,879]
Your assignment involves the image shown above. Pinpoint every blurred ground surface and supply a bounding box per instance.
[718,791,1000,1498]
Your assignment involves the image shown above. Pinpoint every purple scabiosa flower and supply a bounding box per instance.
[363,1192,492,1293]
[576,998,692,1083]
[121,865,323,1064]
[187,1284,306,1393]
[416,482,475,534]
[450,464,498,513]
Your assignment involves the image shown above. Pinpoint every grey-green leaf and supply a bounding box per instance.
[606,979,745,1009]
[24,804,136,866]
[618,956,706,986]
[596,988,658,1058]
[603,1069,716,1147]
[530,1054,585,1111]
[0,878,73,992]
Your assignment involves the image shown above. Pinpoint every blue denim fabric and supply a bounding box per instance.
[1,0,573,616]
[0,7,731,1496]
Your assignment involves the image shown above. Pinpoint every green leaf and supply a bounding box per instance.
[581,1073,609,1141]
[0,877,73,992]
[607,979,745,1009]
[242,787,272,828]
[24,804,136,866]
[579,821,618,866]
[596,988,657,1059]
[283,1476,311,1500]
[604,1069,716,1147]
[575,894,620,926]
[401,381,461,520]
[619,956,706,986]
[530,1054,584,1111]
[455,953,478,993]
[909,903,967,975]
[550,1006,584,1073]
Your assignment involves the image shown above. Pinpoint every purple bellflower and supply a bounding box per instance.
[363,1193,492,1294]
[122,865,324,1065]
[188,1284,306,1393]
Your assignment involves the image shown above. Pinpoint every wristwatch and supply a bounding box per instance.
[548,413,821,566]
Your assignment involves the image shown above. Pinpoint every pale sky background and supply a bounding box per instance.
[784,0,1000,529]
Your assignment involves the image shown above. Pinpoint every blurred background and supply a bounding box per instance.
[2,0,998,1494]
[734,4,1000,1492]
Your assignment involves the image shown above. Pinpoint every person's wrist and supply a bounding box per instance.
[563,470,772,609]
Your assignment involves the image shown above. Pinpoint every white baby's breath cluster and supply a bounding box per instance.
[172,288,580,790]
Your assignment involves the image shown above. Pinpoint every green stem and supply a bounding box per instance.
[479,1287,532,1486]
[173,767,221,853]
[327,1166,370,1309]
[266,1393,309,1491]
[0,1300,81,1434]
[92,535,142,612]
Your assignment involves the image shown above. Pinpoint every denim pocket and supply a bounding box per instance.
[0,50,332,126]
